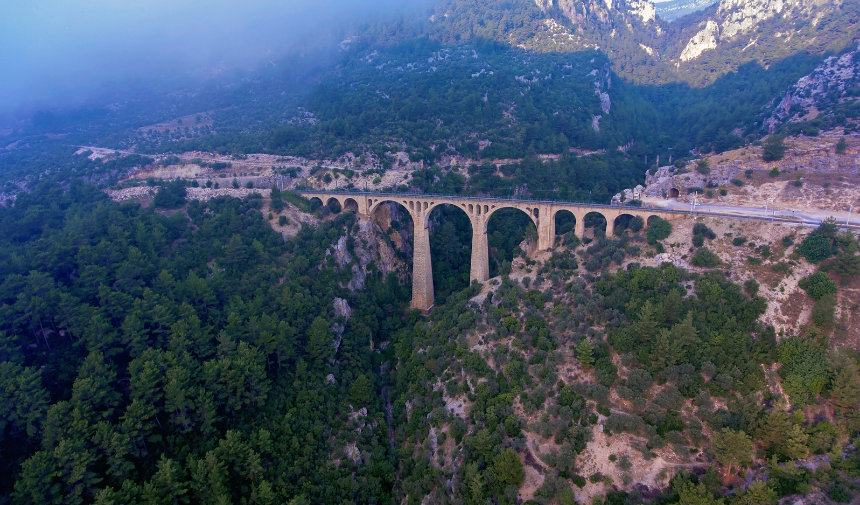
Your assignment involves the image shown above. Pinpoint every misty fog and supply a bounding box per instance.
[0,0,430,118]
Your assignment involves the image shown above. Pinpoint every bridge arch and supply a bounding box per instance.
[647,215,664,226]
[583,211,608,238]
[482,204,538,233]
[554,209,577,236]
[308,197,323,212]
[426,204,474,300]
[326,197,342,213]
[343,198,358,213]
[612,213,644,235]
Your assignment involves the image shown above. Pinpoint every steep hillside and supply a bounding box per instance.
[768,42,860,132]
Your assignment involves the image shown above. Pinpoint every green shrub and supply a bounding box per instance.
[695,160,710,174]
[763,135,786,162]
[811,295,836,329]
[835,137,847,155]
[690,247,721,267]
[646,217,672,245]
[829,483,852,503]
[692,234,704,247]
[744,279,759,297]
[692,223,716,239]
[731,178,744,186]
[733,237,747,246]
[799,271,838,300]
[797,233,833,263]
[769,167,781,177]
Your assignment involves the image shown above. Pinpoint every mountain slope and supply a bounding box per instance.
[375,0,859,85]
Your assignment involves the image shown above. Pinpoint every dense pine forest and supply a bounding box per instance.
[0,181,411,503]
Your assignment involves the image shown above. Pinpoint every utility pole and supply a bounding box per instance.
[848,204,853,226]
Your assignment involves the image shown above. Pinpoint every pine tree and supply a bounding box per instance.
[650,328,683,370]
[678,482,724,505]
[833,239,860,277]
[305,316,333,365]
[830,367,860,412]
[734,480,778,505]
[782,424,809,460]
[711,428,753,477]
[662,290,683,325]
[72,351,121,418]
[635,300,658,344]
[143,455,188,503]
[349,373,373,404]
[493,448,524,485]
[757,411,790,453]
[576,339,595,368]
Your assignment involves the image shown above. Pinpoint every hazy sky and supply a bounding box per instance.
[0,0,425,116]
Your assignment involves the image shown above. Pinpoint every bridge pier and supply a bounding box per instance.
[411,216,434,312]
[537,204,555,251]
[575,214,586,239]
[470,223,490,283]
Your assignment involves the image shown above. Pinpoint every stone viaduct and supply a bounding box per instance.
[299,191,682,311]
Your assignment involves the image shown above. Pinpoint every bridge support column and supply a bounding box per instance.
[411,219,434,312]
[470,224,489,283]
[575,213,585,238]
[536,204,555,251]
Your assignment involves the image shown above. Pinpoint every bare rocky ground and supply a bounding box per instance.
[637,129,860,215]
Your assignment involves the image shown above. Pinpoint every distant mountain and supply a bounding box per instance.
[389,0,860,85]
[655,0,718,21]
[531,0,858,85]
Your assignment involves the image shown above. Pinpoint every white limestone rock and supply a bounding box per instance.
[680,20,720,61]
[628,0,656,23]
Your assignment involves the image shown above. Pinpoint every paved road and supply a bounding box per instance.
[645,198,860,228]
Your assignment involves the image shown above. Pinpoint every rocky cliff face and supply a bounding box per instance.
[328,208,411,291]
[677,0,839,62]
[768,43,860,129]
[535,0,658,25]
[529,0,854,85]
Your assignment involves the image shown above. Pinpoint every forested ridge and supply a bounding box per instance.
[0,181,412,504]
[1,175,859,503]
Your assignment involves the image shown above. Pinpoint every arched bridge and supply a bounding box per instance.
[299,191,682,311]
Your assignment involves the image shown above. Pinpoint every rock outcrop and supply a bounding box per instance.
[680,20,719,62]
[768,44,860,129]
[326,205,412,292]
